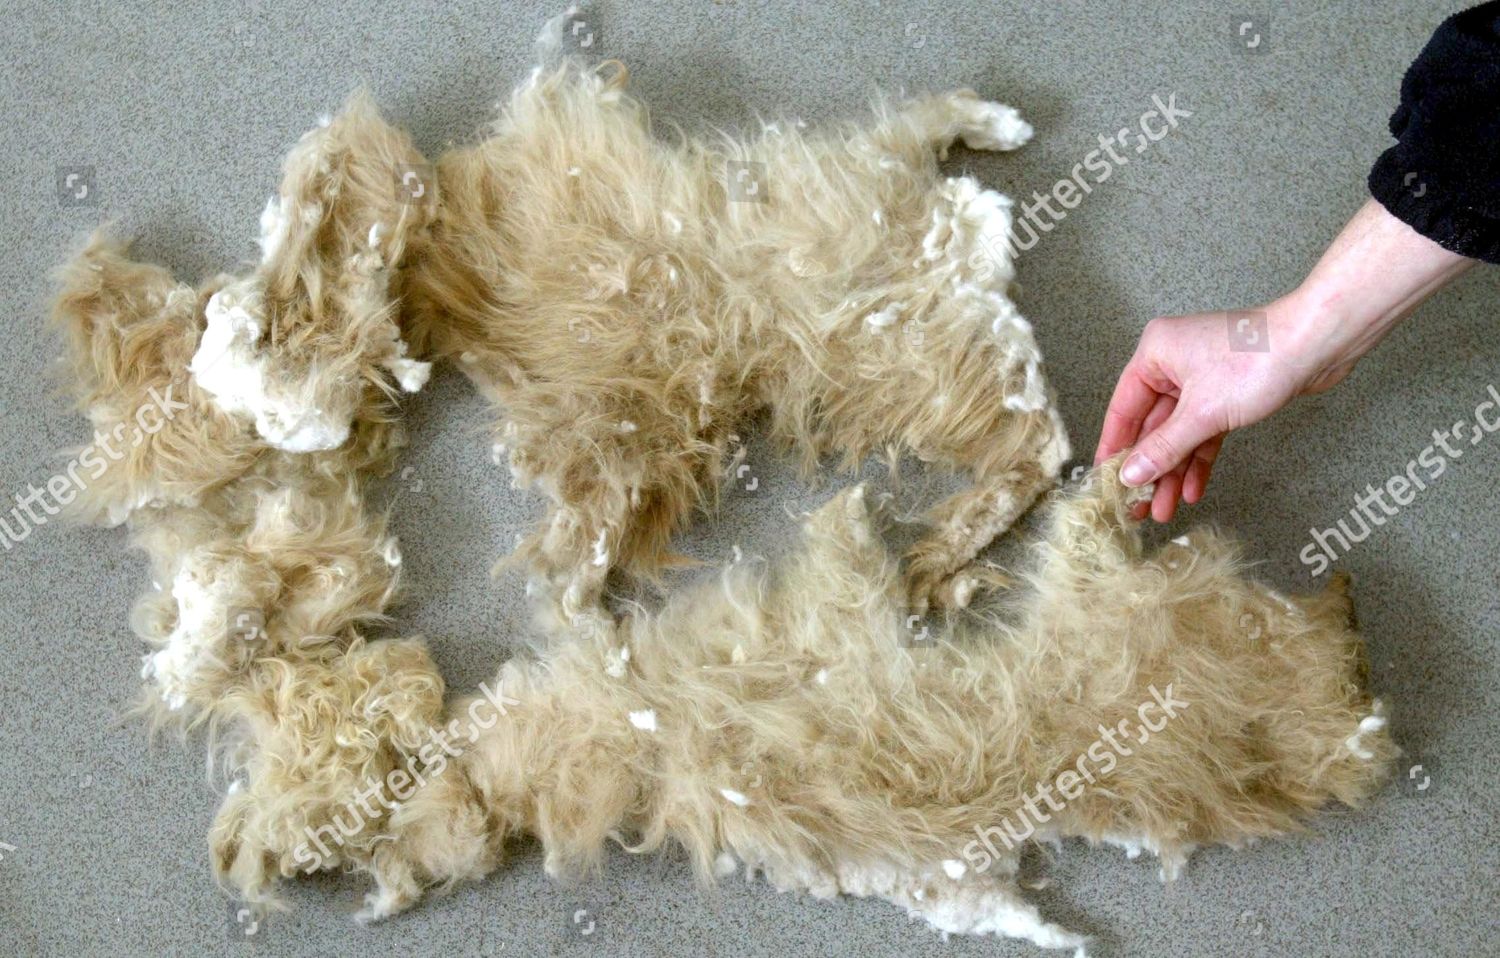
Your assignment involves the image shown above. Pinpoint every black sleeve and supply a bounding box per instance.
[1368,1,1500,264]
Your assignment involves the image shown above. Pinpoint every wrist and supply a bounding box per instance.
[1265,287,1342,367]
[1268,199,1472,381]
[1266,279,1386,384]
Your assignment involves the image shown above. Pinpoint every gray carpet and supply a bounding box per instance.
[2,1,1496,955]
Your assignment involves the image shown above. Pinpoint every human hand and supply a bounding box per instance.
[1093,302,1318,522]
[1094,199,1474,522]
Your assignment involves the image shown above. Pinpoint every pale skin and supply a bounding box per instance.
[1095,198,1477,522]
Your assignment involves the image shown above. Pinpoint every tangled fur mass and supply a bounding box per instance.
[49,12,1394,955]
[218,464,1393,953]
[52,94,449,906]
[400,29,1068,620]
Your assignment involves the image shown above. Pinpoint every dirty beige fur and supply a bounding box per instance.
[54,92,432,710]
[211,462,1391,953]
[400,18,1069,620]
[51,94,450,906]
[50,16,1392,953]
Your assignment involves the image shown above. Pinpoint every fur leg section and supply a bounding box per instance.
[904,407,1070,612]
[869,89,1034,162]
[903,457,1051,612]
[511,499,633,628]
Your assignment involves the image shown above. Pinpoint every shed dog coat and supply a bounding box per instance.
[49,12,1392,954]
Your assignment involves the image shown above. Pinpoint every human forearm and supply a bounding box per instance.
[1097,199,1475,518]
[1272,199,1475,395]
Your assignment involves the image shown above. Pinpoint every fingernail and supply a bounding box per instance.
[1120,455,1154,487]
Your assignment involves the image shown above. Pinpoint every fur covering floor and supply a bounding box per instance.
[35,9,1408,957]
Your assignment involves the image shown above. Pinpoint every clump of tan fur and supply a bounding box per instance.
[399,14,1068,620]
[218,460,1391,952]
[51,93,453,908]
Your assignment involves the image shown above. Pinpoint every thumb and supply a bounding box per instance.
[1119,406,1214,487]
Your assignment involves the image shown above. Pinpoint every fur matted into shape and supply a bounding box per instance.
[49,12,1393,955]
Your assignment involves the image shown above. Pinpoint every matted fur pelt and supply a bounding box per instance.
[221,463,1393,954]
[53,92,436,717]
[399,19,1069,621]
[48,11,1393,955]
[52,95,460,910]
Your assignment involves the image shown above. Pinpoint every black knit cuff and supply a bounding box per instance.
[1370,146,1500,265]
